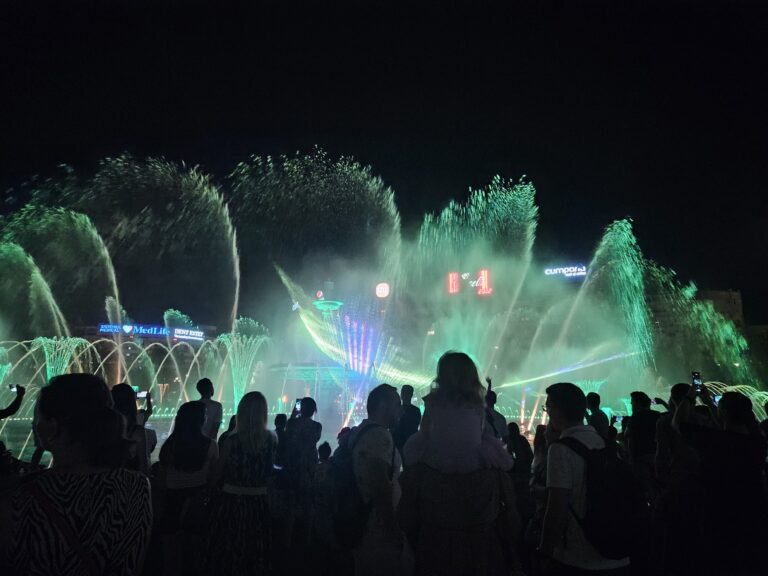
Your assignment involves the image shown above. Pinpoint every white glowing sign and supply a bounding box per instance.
[544,265,587,278]
[173,328,205,342]
[375,282,391,298]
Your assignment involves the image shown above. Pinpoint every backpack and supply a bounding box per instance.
[328,423,393,549]
[554,436,642,560]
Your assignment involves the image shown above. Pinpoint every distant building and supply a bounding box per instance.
[696,289,745,329]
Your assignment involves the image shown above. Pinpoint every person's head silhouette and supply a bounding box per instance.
[630,391,652,413]
[367,384,401,429]
[318,441,331,462]
[196,378,214,400]
[586,392,601,411]
[545,382,586,433]
[37,374,131,469]
[433,351,484,407]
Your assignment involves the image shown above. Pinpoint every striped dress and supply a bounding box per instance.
[7,468,152,576]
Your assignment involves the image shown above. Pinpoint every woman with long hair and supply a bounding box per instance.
[199,391,275,576]
[0,374,152,575]
[397,353,521,575]
[159,402,218,576]
[403,351,512,473]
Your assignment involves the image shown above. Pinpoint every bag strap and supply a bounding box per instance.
[26,480,101,576]
[553,436,591,459]
[551,436,593,534]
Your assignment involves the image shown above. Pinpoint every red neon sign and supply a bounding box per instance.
[448,272,460,294]
[477,269,493,295]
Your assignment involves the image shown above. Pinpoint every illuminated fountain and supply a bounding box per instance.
[278,176,763,430]
[0,153,763,459]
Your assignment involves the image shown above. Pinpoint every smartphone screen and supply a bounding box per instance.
[615,415,623,423]
[8,384,17,393]
[137,391,148,399]
[692,371,703,391]
[295,399,302,412]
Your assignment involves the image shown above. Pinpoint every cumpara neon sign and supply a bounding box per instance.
[544,265,587,278]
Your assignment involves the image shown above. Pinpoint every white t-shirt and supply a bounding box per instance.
[351,421,402,508]
[199,398,223,439]
[546,425,630,570]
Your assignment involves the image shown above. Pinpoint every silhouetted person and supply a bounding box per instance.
[196,378,222,440]
[284,397,322,551]
[274,413,287,466]
[485,389,509,443]
[404,352,512,472]
[586,392,610,438]
[673,387,768,576]
[200,392,274,576]
[398,423,522,576]
[350,384,403,575]
[538,382,630,574]
[655,383,694,486]
[218,415,237,449]
[318,440,331,463]
[0,385,25,420]
[625,391,660,501]
[112,383,150,475]
[159,402,219,576]
[393,385,421,456]
[507,422,534,484]
[0,374,152,575]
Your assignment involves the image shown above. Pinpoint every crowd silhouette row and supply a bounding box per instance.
[1,351,767,576]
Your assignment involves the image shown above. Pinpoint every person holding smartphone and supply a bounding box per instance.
[0,384,25,421]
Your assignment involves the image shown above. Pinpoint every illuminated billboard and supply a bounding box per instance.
[98,324,206,342]
[544,265,587,279]
[447,269,493,296]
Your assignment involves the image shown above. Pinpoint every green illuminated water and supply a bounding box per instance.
[0,153,763,450]
[588,219,654,372]
[216,317,270,407]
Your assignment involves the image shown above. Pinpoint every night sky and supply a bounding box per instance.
[3,1,767,321]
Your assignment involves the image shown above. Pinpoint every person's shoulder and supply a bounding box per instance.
[353,424,393,453]
[406,404,421,416]
[113,467,150,485]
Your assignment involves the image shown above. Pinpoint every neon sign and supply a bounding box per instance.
[448,272,460,294]
[544,265,587,278]
[476,268,492,295]
[375,282,390,298]
[447,269,493,296]
[172,328,205,342]
[98,324,205,341]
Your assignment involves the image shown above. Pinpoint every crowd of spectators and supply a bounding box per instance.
[0,352,766,576]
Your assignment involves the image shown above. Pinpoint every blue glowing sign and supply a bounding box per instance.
[98,324,205,341]
[544,265,587,279]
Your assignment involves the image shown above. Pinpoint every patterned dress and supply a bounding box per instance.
[7,469,152,576]
[200,433,275,576]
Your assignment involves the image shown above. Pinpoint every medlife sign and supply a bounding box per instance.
[99,324,206,342]
[544,265,588,279]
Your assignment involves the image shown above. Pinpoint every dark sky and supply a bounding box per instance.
[2,1,768,321]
